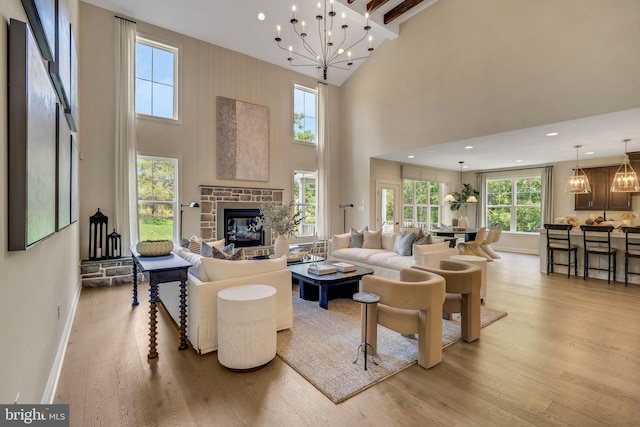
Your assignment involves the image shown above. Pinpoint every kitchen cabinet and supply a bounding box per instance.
[574,166,631,211]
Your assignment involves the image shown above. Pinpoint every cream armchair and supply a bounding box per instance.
[360,267,446,369]
[413,259,482,342]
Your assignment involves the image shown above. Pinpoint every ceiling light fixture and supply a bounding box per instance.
[610,139,639,192]
[546,132,559,137]
[464,145,474,150]
[258,12,266,21]
[275,0,374,81]
[444,161,477,203]
[407,155,415,159]
[565,145,591,194]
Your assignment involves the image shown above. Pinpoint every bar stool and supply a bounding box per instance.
[580,225,616,284]
[544,224,578,278]
[622,226,640,286]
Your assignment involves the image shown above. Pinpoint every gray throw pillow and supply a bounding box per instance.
[201,241,234,258]
[395,232,417,256]
[414,234,432,246]
[350,226,368,248]
[200,241,214,257]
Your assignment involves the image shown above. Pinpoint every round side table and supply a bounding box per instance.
[450,254,488,301]
[353,291,380,371]
[217,284,277,370]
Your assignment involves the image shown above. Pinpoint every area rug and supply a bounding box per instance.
[276,295,507,404]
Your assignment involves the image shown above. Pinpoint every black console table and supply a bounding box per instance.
[130,247,191,360]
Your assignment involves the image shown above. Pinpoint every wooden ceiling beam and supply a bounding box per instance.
[367,0,391,13]
[384,0,424,24]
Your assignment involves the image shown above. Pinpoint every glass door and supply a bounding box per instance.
[376,181,401,233]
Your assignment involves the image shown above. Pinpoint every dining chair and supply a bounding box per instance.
[457,227,490,261]
[580,225,616,284]
[543,223,578,278]
[622,226,640,286]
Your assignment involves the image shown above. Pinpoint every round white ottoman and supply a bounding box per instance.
[450,254,488,300]
[217,284,277,370]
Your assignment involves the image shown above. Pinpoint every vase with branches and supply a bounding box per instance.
[252,200,304,257]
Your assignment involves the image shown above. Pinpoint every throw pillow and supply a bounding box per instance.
[362,229,382,249]
[401,226,425,241]
[229,248,245,260]
[414,233,432,246]
[222,243,235,255]
[381,232,398,251]
[350,226,367,248]
[188,235,203,253]
[332,232,351,250]
[210,245,231,259]
[394,232,417,256]
[200,240,234,258]
[179,238,190,248]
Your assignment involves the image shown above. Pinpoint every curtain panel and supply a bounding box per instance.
[114,17,138,251]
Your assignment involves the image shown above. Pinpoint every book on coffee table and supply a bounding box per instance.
[307,264,337,275]
[333,262,357,273]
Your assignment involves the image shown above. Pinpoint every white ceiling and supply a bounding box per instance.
[82,0,640,172]
[377,108,640,172]
[83,0,437,87]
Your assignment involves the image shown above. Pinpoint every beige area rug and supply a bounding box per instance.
[276,294,507,404]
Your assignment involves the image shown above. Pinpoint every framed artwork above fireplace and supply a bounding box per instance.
[216,96,269,182]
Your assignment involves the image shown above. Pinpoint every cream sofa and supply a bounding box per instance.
[158,247,293,354]
[327,231,459,280]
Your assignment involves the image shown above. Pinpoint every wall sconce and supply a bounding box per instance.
[180,201,200,239]
[339,203,354,233]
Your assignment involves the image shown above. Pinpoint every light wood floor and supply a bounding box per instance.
[54,252,640,426]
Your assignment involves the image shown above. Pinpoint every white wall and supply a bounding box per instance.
[79,2,344,257]
[340,0,640,235]
[0,0,81,404]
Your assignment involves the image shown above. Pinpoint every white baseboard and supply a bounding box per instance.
[41,285,81,404]
[493,246,540,255]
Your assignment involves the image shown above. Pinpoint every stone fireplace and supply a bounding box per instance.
[199,185,284,256]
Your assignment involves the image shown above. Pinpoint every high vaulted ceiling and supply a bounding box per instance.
[82,0,640,171]
[83,0,438,87]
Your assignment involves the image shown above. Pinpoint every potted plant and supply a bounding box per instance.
[253,200,304,257]
[450,184,480,229]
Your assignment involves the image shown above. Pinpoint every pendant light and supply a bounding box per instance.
[610,139,640,192]
[565,145,591,194]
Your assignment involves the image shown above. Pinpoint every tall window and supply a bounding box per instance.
[293,170,317,237]
[293,84,317,143]
[135,38,178,119]
[403,180,442,230]
[137,156,178,241]
[486,176,542,233]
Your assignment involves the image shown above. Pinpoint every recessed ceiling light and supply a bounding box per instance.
[407,155,415,159]
[258,12,266,21]
[462,165,469,169]
[546,132,559,137]
[515,159,523,163]
[464,145,474,150]
[585,151,594,155]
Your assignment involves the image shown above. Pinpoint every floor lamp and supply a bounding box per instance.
[340,203,354,233]
[180,201,200,239]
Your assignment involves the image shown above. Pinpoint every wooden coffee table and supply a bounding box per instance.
[287,263,374,309]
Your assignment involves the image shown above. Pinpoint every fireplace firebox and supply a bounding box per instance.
[224,209,264,247]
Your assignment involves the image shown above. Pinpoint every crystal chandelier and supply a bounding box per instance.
[565,145,591,194]
[275,0,374,81]
[611,139,640,192]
